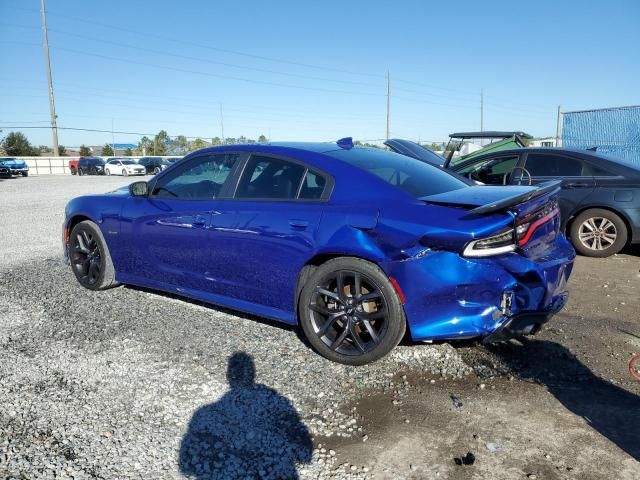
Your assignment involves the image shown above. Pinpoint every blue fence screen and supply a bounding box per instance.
[562,106,640,165]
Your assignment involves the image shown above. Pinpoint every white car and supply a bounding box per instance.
[104,159,146,176]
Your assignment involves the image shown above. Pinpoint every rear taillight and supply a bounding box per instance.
[516,203,560,247]
[462,228,516,257]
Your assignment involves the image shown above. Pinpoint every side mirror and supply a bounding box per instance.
[129,181,149,197]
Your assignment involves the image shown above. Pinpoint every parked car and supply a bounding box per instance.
[165,156,183,164]
[105,158,146,176]
[446,148,640,257]
[68,158,79,175]
[0,157,29,177]
[63,139,575,365]
[388,139,640,258]
[137,156,171,174]
[77,157,105,176]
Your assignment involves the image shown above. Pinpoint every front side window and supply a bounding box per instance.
[455,155,519,184]
[525,153,583,177]
[152,153,239,200]
[236,155,306,200]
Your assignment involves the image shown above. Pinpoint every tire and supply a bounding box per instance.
[21,172,28,177]
[154,166,161,174]
[78,169,84,176]
[122,169,128,177]
[68,220,119,290]
[298,257,406,365]
[570,208,628,257]
[105,168,111,176]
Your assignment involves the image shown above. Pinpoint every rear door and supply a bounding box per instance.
[207,153,331,317]
[119,152,244,292]
[522,152,595,222]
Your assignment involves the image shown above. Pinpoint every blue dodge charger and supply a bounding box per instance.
[64,139,575,365]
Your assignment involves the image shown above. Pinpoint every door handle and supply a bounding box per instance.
[192,215,208,227]
[564,182,592,189]
[288,219,309,229]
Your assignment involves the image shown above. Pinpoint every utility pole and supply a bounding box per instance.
[385,71,391,140]
[219,103,225,144]
[480,89,484,133]
[111,118,115,155]
[555,105,562,147]
[41,0,59,156]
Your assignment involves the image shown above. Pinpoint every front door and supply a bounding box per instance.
[118,152,243,292]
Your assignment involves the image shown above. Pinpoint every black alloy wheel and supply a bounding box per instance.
[68,221,118,290]
[299,257,406,365]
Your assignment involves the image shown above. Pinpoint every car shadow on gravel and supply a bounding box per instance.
[488,339,640,462]
[178,352,313,479]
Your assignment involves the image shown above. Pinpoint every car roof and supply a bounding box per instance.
[464,147,640,172]
[449,131,533,139]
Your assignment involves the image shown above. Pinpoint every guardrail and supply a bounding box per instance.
[6,157,177,175]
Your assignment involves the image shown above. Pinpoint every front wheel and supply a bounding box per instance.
[21,172,28,177]
[154,166,161,174]
[68,220,118,290]
[105,168,111,176]
[570,208,627,257]
[298,257,406,365]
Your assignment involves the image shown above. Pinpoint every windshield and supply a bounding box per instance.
[0,158,16,164]
[121,160,137,165]
[327,147,468,198]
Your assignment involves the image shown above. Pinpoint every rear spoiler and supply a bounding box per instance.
[463,181,561,218]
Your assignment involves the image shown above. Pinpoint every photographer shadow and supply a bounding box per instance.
[489,338,640,461]
[179,352,312,479]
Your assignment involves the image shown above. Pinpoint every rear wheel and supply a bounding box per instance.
[570,208,627,257]
[154,166,161,174]
[68,220,118,290]
[122,169,128,176]
[299,257,406,365]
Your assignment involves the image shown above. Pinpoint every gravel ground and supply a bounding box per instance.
[1,175,639,479]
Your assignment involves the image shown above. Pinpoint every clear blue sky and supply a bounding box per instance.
[1,0,639,148]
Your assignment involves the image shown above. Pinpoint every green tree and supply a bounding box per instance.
[189,138,208,151]
[257,134,268,143]
[1,132,39,156]
[101,144,114,156]
[124,147,133,156]
[211,136,222,146]
[79,145,91,157]
[151,130,170,155]
[58,145,67,156]
[138,136,152,155]
[174,135,188,152]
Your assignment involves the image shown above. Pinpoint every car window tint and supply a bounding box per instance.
[236,155,305,200]
[152,154,239,200]
[525,154,583,176]
[583,162,615,176]
[328,148,467,198]
[455,155,519,184]
[299,170,327,200]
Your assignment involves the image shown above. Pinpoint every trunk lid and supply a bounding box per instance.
[421,181,563,258]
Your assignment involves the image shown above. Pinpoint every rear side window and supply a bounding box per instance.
[525,154,583,176]
[236,155,306,200]
[328,147,467,198]
[299,170,327,200]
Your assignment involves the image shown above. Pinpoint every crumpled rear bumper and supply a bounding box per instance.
[381,234,575,342]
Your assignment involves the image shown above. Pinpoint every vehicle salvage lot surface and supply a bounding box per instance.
[1,176,639,479]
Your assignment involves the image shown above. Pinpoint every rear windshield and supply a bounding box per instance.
[327,147,468,198]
